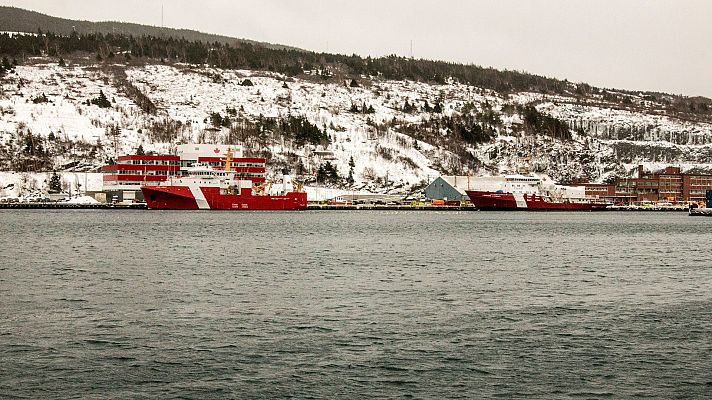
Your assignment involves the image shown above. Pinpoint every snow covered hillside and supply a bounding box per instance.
[2,60,712,195]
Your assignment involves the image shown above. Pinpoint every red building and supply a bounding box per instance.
[580,165,712,205]
[101,154,181,190]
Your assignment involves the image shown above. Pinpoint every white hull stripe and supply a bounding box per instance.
[188,183,211,209]
[513,193,528,208]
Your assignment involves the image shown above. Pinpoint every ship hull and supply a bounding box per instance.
[466,190,608,211]
[141,186,307,210]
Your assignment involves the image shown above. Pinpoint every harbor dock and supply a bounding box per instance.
[0,202,699,211]
[0,202,147,210]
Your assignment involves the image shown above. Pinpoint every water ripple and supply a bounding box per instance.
[1,210,710,399]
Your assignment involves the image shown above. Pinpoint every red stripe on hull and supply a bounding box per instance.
[465,190,608,211]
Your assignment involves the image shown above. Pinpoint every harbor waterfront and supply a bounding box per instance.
[1,210,710,399]
[0,201,701,212]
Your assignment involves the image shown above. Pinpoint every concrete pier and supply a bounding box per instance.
[0,202,146,210]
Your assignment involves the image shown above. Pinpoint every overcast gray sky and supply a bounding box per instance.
[2,0,710,97]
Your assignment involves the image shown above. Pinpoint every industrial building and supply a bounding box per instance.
[579,165,712,205]
[424,176,505,201]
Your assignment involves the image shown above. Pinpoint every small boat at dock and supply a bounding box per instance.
[689,207,712,216]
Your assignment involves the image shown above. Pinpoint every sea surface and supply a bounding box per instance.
[1,210,710,399]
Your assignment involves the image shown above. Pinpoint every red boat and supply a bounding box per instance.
[464,174,609,211]
[141,149,307,210]
[466,190,608,211]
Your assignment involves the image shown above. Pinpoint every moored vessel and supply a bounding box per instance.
[688,190,712,216]
[466,190,608,211]
[141,149,307,210]
[466,175,608,211]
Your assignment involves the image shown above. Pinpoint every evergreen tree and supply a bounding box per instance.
[316,164,326,183]
[210,112,223,127]
[32,93,49,103]
[49,172,61,193]
[1,57,10,70]
[91,90,111,108]
[289,115,328,145]
[518,105,571,140]
[349,79,359,87]
[347,156,355,185]
[136,144,145,155]
[317,161,340,184]
[58,57,65,67]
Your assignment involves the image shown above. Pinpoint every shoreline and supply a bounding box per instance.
[0,202,695,212]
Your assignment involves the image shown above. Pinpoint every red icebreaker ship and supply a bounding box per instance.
[141,149,307,210]
[465,175,608,211]
[465,190,608,211]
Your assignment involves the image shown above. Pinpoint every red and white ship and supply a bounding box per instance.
[466,175,608,211]
[141,148,307,210]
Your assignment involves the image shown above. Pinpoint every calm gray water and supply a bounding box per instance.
[1,210,710,399]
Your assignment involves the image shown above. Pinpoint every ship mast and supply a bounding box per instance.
[224,147,232,172]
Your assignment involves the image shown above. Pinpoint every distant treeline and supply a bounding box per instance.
[1,28,710,119]
[0,6,292,50]
[0,29,568,94]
